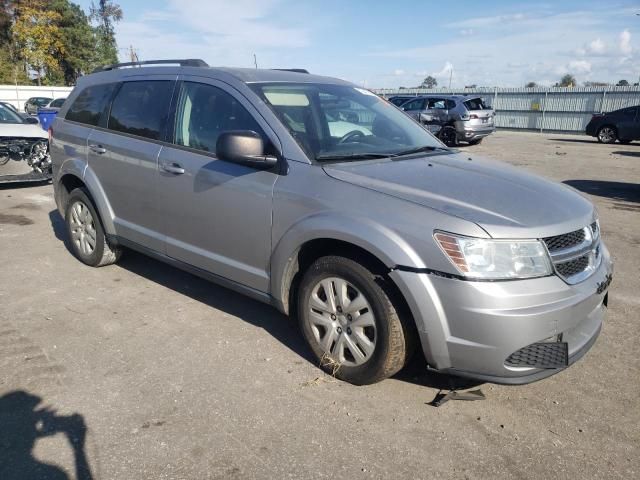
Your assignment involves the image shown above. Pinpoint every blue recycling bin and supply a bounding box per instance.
[37,108,58,131]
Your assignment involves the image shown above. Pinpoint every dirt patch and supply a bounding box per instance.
[10,203,41,211]
[0,212,34,225]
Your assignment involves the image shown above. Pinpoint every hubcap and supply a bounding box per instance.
[599,128,614,142]
[69,201,97,256]
[307,277,376,367]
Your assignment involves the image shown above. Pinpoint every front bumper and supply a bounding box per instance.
[390,244,612,384]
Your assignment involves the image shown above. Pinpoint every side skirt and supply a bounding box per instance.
[108,235,275,307]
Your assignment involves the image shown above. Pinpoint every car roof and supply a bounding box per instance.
[81,65,352,87]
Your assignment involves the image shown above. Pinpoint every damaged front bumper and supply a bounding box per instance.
[0,137,52,184]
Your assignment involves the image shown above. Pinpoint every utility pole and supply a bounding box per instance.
[253,54,258,69]
[448,68,453,89]
[129,45,139,63]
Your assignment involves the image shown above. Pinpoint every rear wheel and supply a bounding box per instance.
[65,188,121,267]
[597,126,617,144]
[438,126,458,147]
[297,256,414,385]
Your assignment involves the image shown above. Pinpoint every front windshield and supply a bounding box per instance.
[251,83,445,161]
[0,104,24,124]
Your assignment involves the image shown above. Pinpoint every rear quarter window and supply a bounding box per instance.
[66,83,117,126]
[107,81,173,140]
[463,98,489,111]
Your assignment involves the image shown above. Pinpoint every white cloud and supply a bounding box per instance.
[588,38,606,54]
[460,29,474,36]
[568,60,591,74]
[115,0,309,67]
[447,13,527,29]
[619,29,632,55]
[393,69,405,76]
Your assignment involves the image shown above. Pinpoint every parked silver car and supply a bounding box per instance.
[400,95,495,146]
[50,60,612,385]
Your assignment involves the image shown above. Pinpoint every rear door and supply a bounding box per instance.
[420,98,449,134]
[87,76,176,251]
[156,77,280,292]
[616,107,638,140]
[401,97,426,121]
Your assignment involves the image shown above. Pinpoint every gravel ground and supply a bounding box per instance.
[0,130,638,479]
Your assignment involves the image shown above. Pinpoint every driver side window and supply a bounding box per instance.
[402,98,425,111]
[174,82,265,154]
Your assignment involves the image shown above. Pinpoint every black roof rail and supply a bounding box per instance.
[271,68,309,74]
[92,59,208,73]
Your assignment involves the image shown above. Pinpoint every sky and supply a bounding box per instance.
[75,0,640,88]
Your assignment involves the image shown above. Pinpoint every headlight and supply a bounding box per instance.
[434,232,552,280]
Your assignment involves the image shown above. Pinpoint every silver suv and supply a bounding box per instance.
[399,95,495,146]
[50,59,612,385]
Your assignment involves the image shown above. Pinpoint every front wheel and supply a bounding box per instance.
[597,126,617,144]
[297,256,414,385]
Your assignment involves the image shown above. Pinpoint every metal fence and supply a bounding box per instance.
[0,85,74,111]
[373,86,640,133]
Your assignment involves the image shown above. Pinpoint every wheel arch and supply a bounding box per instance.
[270,214,426,317]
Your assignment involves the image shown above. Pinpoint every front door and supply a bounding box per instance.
[156,78,280,292]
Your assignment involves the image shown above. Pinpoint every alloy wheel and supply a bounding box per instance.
[69,200,97,256]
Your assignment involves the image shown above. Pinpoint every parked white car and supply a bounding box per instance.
[0,103,51,184]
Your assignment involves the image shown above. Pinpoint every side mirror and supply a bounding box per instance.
[23,116,39,125]
[216,131,278,169]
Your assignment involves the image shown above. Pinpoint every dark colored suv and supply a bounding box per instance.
[585,106,640,144]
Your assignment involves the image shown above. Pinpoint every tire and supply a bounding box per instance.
[438,125,458,147]
[297,255,414,385]
[618,139,632,144]
[468,138,483,145]
[64,188,121,267]
[597,126,617,144]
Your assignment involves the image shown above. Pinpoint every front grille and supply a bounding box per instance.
[544,228,585,252]
[555,254,590,277]
[542,224,600,284]
[505,342,568,369]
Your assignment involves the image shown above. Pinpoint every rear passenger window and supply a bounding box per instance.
[66,83,116,126]
[108,81,173,140]
[402,98,425,111]
[173,82,265,154]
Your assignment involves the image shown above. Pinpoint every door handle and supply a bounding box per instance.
[160,162,185,175]
[89,144,107,154]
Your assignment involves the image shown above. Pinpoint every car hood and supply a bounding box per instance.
[323,152,595,238]
[0,123,47,139]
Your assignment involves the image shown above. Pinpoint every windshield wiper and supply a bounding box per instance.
[315,152,394,162]
[392,145,449,157]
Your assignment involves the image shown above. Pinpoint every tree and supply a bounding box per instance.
[420,75,437,89]
[616,79,629,86]
[90,0,122,67]
[11,0,65,85]
[525,81,537,88]
[557,74,576,87]
[51,0,96,84]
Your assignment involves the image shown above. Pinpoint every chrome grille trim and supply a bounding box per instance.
[543,224,601,284]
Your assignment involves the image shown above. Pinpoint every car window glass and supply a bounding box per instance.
[0,104,23,123]
[108,81,173,140]
[464,98,489,110]
[174,82,265,153]
[50,98,66,108]
[403,98,424,111]
[66,83,117,126]
[428,99,446,109]
[446,100,456,109]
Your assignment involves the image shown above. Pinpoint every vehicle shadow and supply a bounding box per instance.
[548,137,599,144]
[48,209,474,391]
[563,180,640,203]
[0,390,93,480]
[611,150,640,158]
